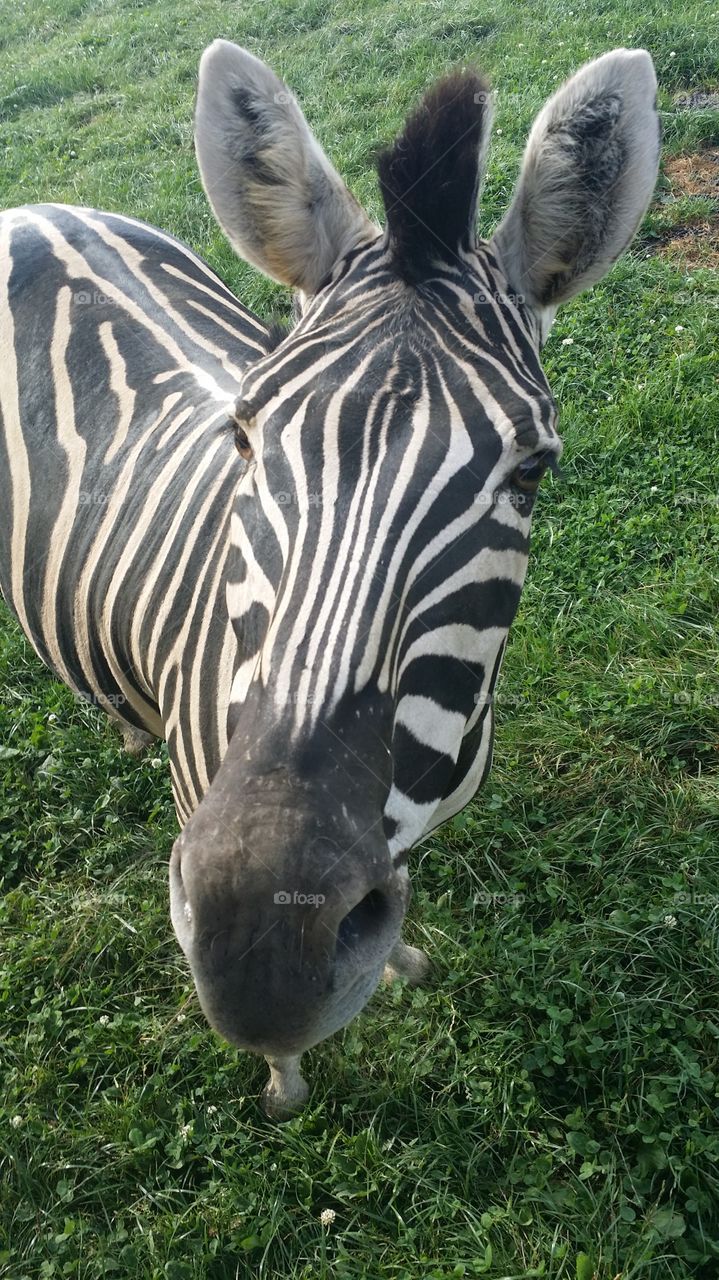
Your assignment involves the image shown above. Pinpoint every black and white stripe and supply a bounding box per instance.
[0,204,273,819]
[223,234,559,858]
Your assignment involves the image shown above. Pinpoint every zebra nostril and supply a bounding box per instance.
[336,889,389,955]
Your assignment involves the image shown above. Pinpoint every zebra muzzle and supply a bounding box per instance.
[168,786,408,1056]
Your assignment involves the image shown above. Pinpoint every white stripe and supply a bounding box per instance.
[100,321,137,464]
[395,694,465,756]
[0,214,33,638]
[41,285,87,688]
[421,713,494,837]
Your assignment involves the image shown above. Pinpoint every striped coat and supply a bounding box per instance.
[0,41,661,1114]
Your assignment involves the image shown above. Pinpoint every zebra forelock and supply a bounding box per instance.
[377,69,494,283]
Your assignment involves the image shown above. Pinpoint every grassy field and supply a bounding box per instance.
[1,0,719,1277]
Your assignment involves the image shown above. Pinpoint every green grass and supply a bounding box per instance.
[1,0,718,1277]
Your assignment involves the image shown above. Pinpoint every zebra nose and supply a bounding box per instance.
[169,835,408,1053]
[172,843,400,967]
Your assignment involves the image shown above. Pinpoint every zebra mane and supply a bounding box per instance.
[377,69,493,284]
[265,317,292,351]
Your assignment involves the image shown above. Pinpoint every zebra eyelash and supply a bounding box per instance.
[543,453,564,481]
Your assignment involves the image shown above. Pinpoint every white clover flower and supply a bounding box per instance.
[180,1122,193,1139]
[150,757,163,769]
[320,1208,336,1228]
[176,1013,186,1024]
[11,1115,23,1129]
[663,914,678,929]
[561,337,574,346]
[207,1105,218,1116]
[675,325,685,333]
[669,50,676,58]
[99,1014,110,1026]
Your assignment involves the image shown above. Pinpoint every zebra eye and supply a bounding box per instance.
[234,422,253,461]
[510,456,549,494]
[231,399,254,461]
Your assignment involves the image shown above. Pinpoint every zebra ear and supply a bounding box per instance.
[195,41,376,295]
[490,49,660,330]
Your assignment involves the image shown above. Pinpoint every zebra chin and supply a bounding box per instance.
[168,785,410,1057]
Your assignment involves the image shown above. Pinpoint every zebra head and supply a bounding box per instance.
[171,42,659,1080]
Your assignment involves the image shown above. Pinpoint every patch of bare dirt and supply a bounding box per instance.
[664,148,719,200]
[652,148,719,268]
[659,220,719,269]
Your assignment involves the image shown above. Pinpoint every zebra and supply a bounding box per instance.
[0,41,660,1117]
